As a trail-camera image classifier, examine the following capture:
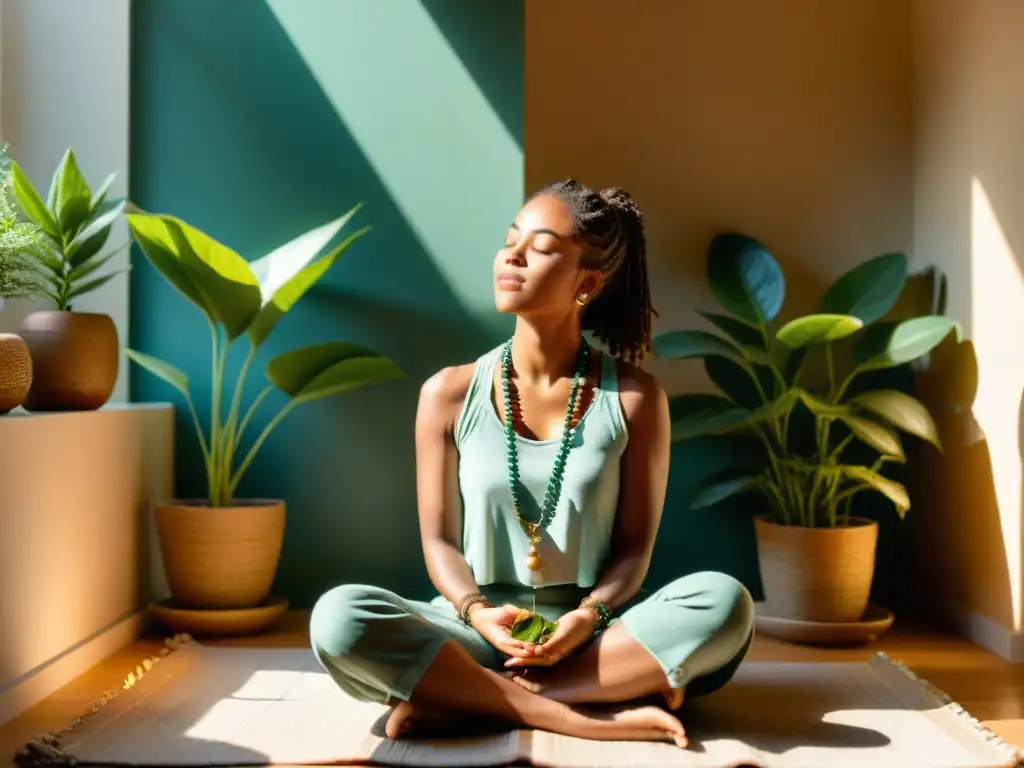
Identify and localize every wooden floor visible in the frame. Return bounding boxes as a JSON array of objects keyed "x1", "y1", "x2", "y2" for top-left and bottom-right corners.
[{"x1": 2, "y1": 611, "x2": 1022, "y2": 767}]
